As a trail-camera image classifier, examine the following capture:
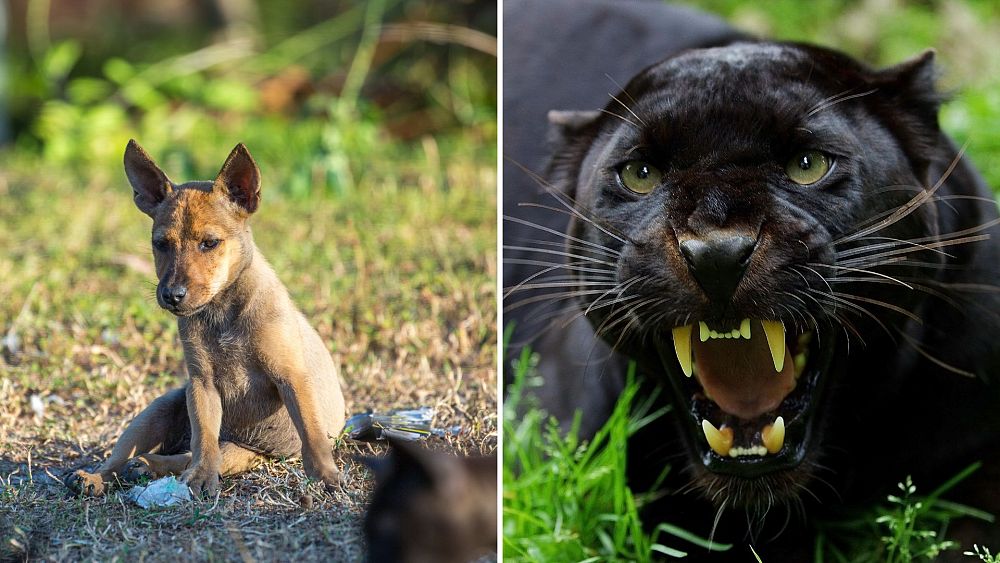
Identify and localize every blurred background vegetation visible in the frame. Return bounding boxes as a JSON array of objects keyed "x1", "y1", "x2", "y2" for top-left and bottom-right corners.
[
  {"x1": 1, "y1": 0, "x2": 496, "y2": 194},
  {"x1": 682, "y1": 0, "x2": 1000, "y2": 191}
]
